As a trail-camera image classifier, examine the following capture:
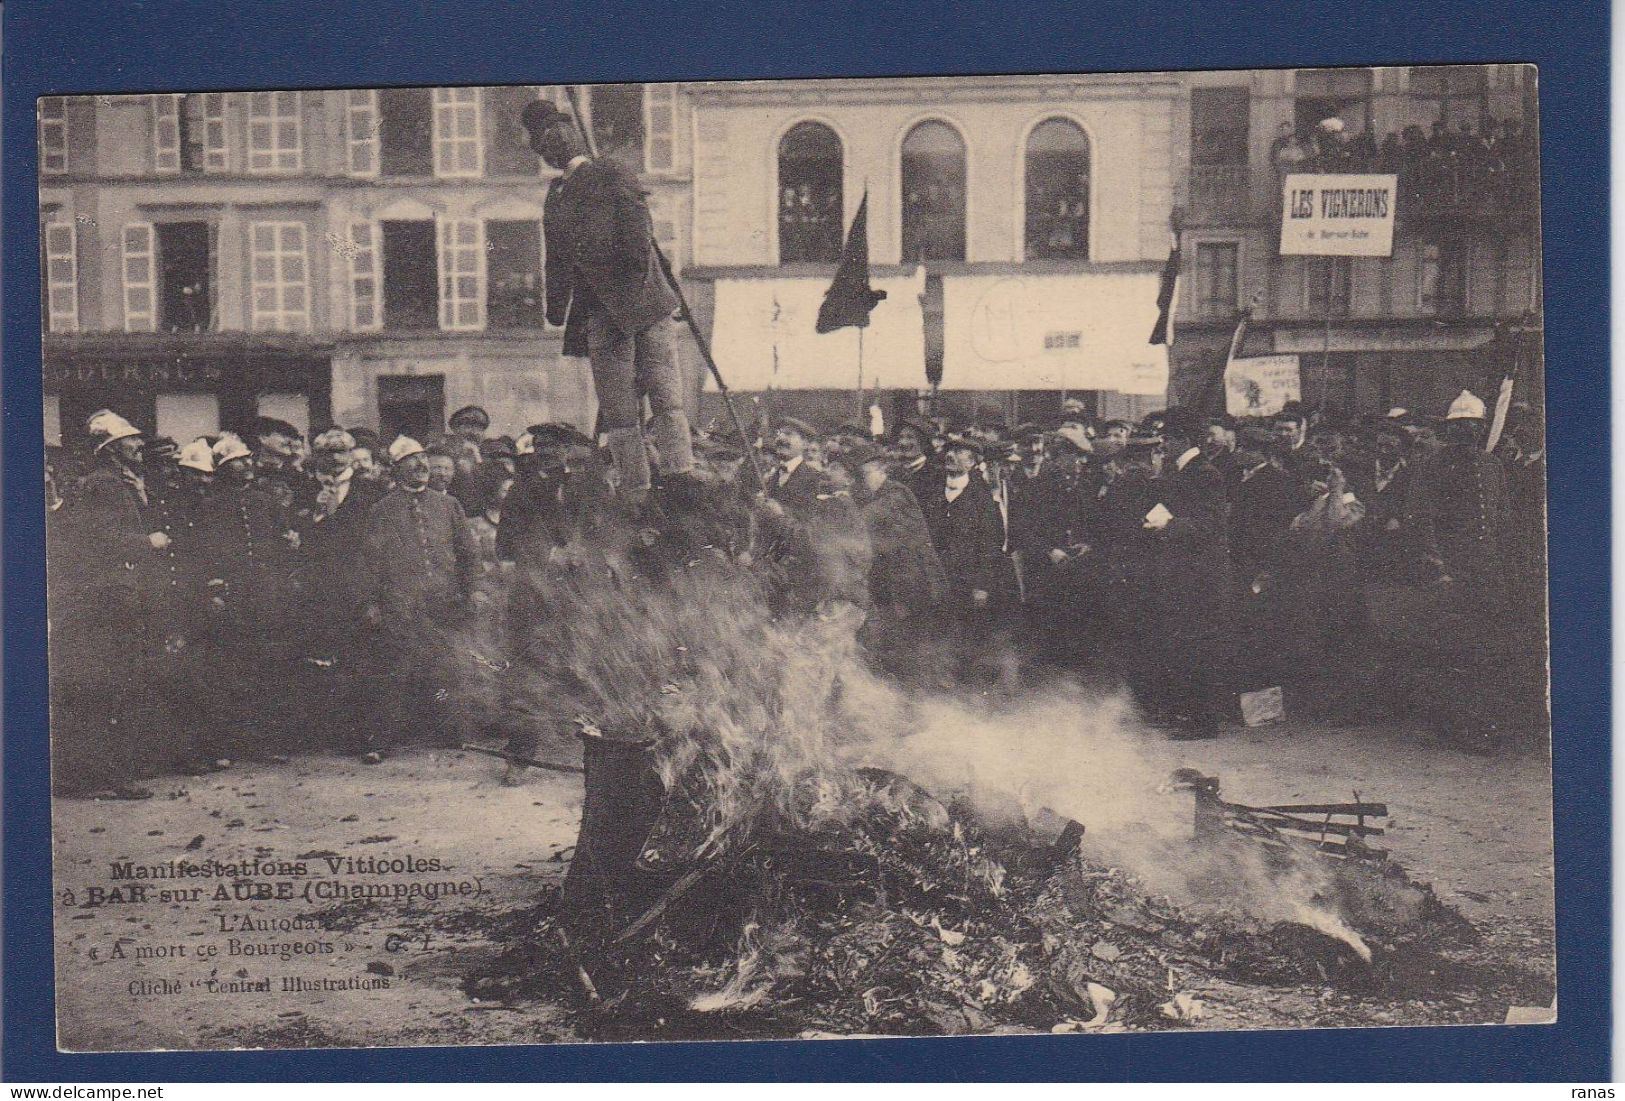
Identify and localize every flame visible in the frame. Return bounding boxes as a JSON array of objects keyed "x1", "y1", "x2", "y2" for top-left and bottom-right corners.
[
  {"x1": 507, "y1": 521, "x2": 1378, "y2": 958},
  {"x1": 1290, "y1": 901, "x2": 1373, "y2": 963}
]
